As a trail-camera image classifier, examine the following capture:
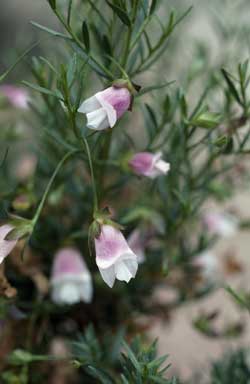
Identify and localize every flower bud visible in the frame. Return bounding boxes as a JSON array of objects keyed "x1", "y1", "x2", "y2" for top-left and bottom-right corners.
[{"x1": 129, "y1": 152, "x2": 170, "y2": 179}]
